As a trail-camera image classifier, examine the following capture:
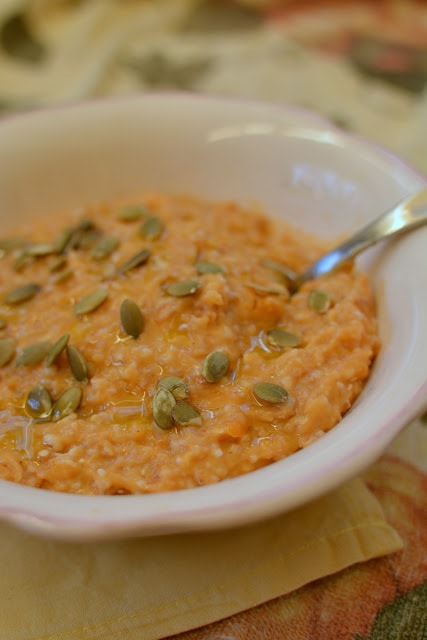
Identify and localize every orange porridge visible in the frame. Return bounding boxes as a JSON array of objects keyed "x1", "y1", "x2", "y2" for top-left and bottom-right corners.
[{"x1": 0, "y1": 194, "x2": 379, "y2": 494}]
